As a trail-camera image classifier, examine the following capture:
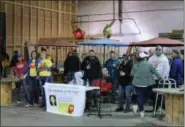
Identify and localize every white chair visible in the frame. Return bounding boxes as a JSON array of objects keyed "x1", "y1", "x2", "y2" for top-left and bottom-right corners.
[{"x1": 153, "y1": 78, "x2": 177, "y2": 116}]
